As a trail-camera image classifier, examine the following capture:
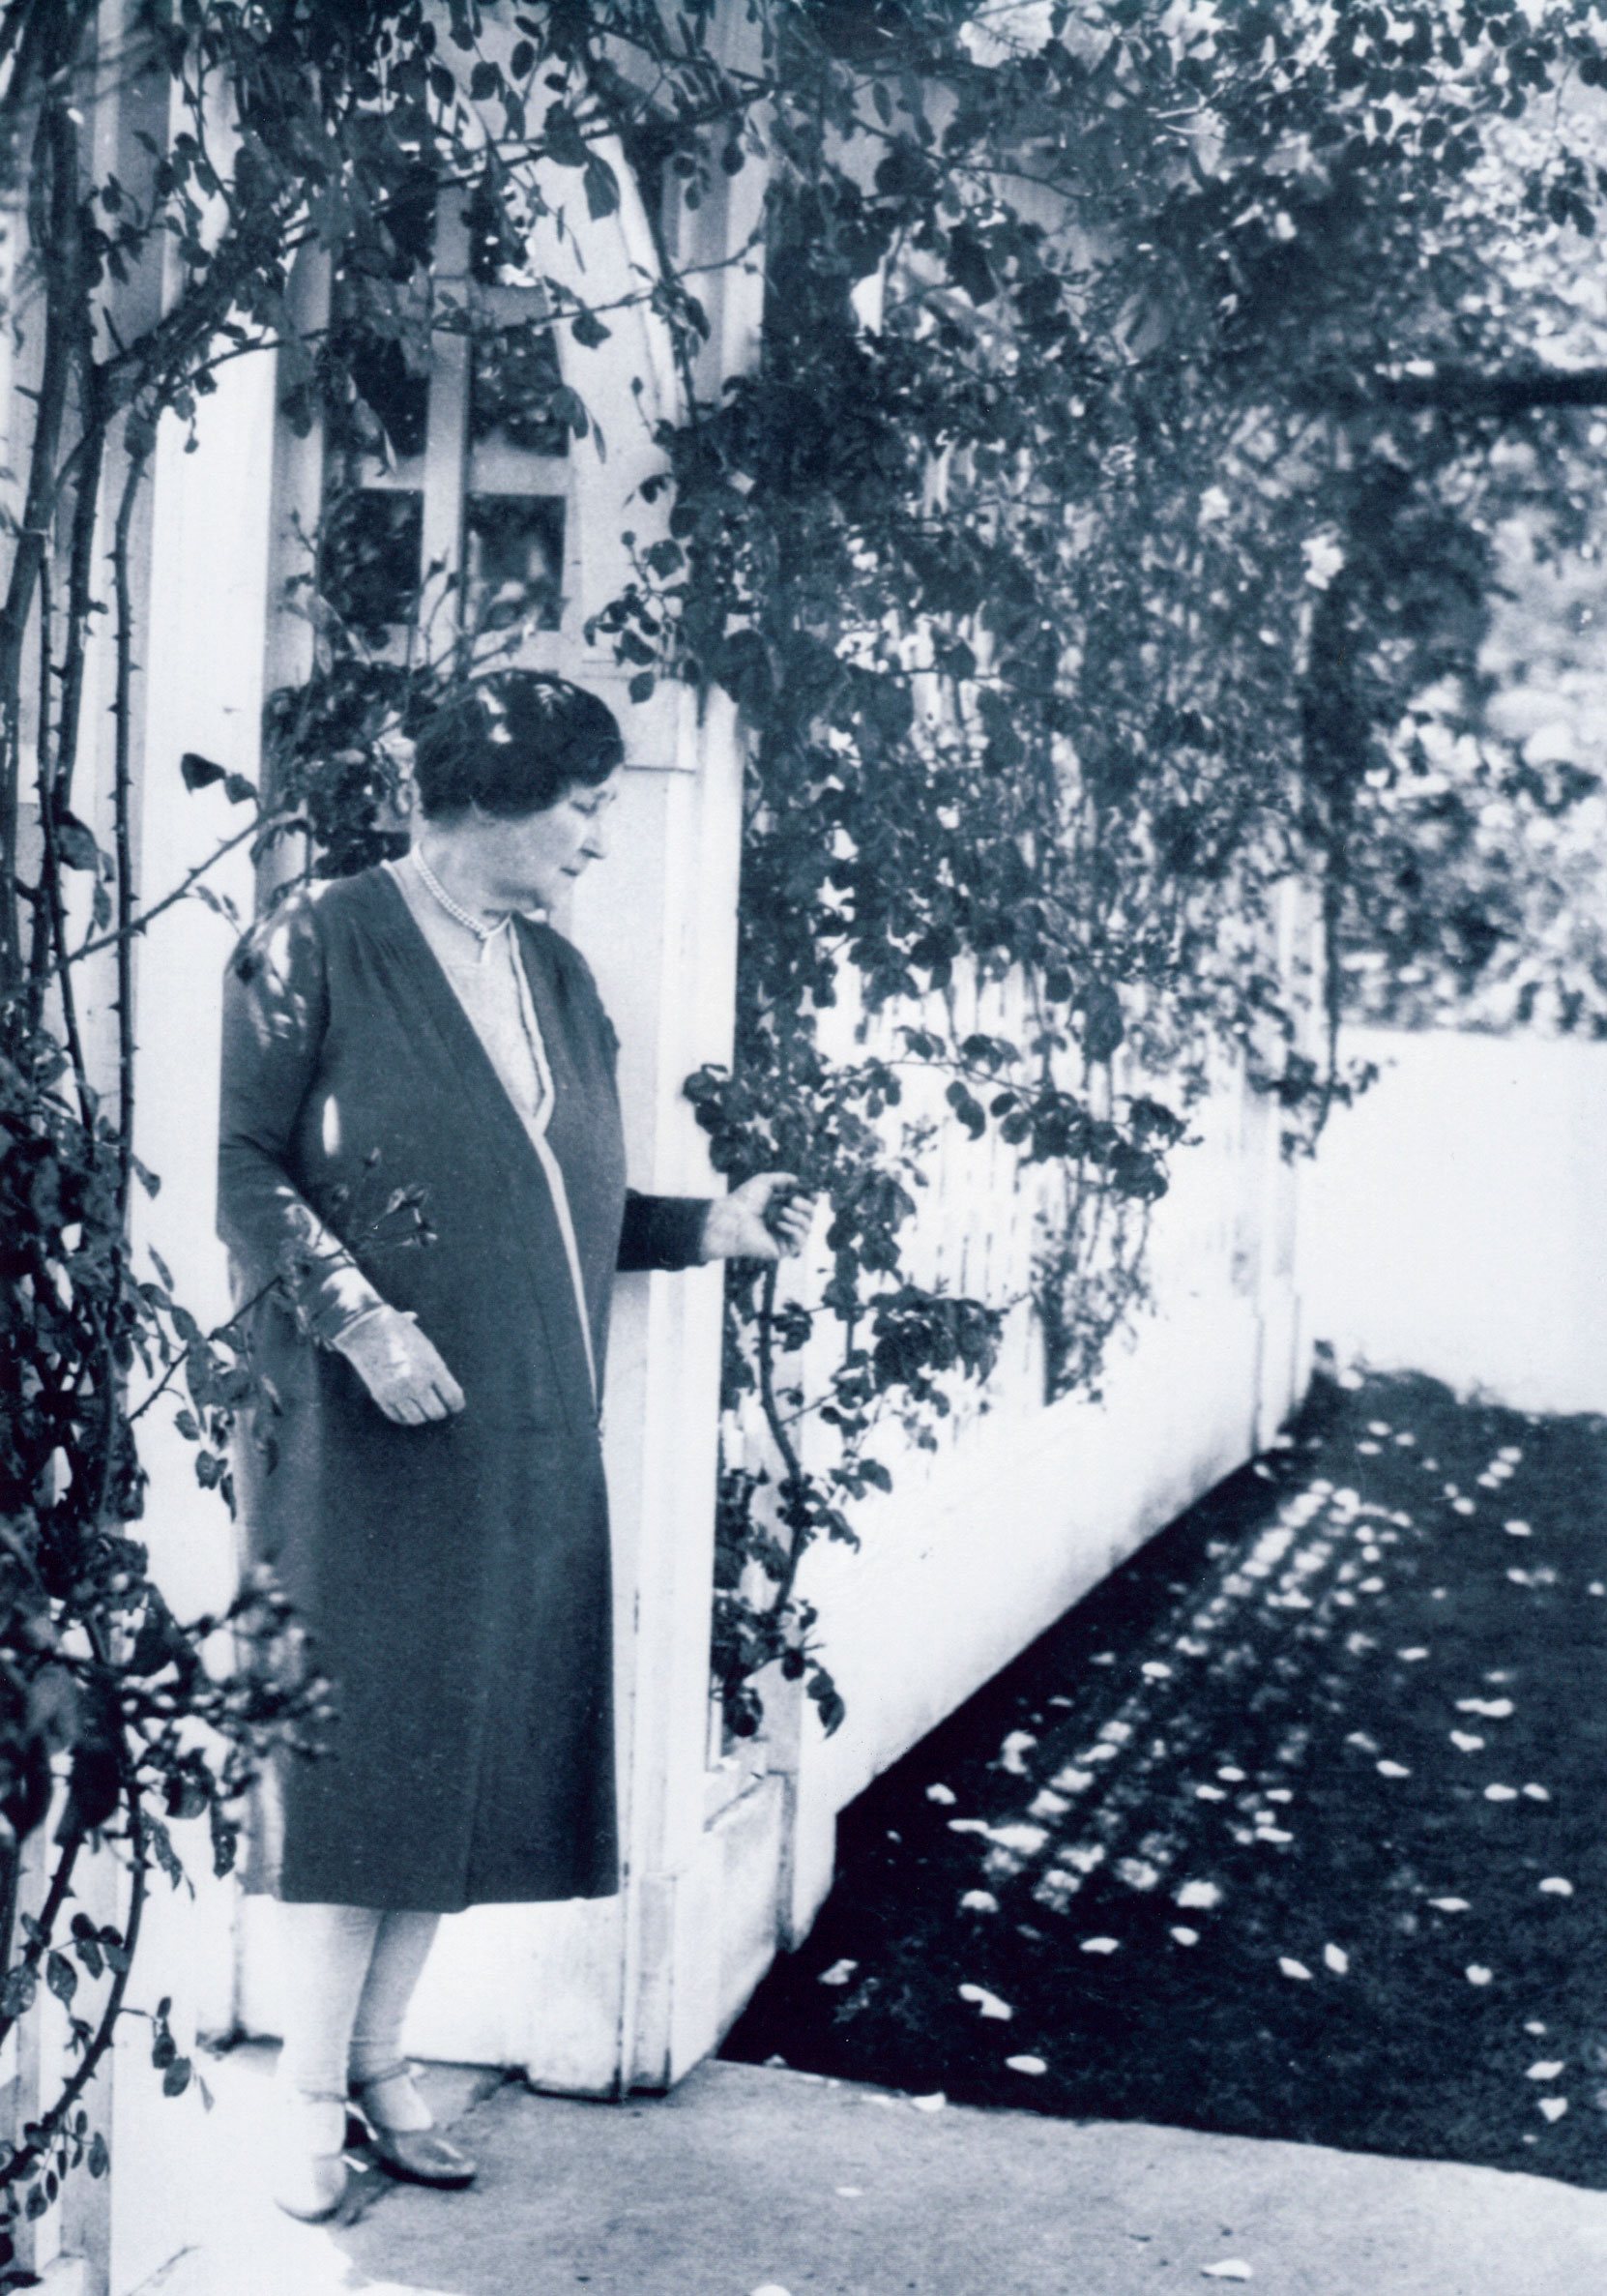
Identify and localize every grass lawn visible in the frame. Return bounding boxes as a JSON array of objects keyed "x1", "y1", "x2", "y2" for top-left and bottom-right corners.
[{"x1": 723, "y1": 1369, "x2": 1607, "y2": 2187}]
